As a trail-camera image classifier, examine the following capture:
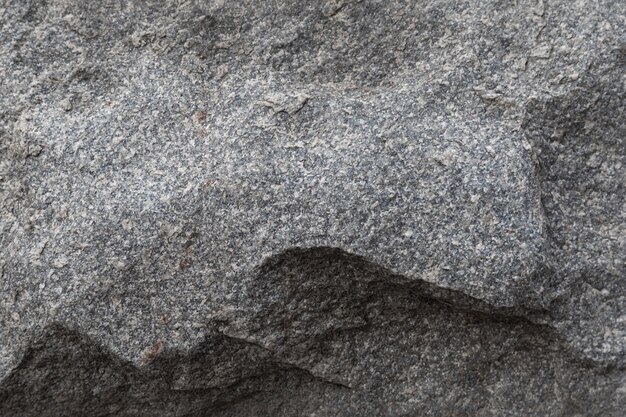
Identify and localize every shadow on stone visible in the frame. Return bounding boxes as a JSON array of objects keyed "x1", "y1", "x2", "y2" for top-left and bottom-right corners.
[{"x1": 0, "y1": 247, "x2": 622, "y2": 416}]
